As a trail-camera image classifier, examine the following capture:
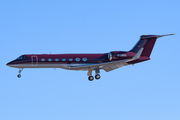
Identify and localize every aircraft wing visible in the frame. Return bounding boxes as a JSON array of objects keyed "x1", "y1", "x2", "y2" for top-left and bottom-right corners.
[
  {"x1": 69, "y1": 59, "x2": 129, "y2": 72},
  {"x1": 69, "y1": 48, "x2": 144, "y2": 72},
  {"x1": 101, "y1": 60, "x2": 128, "y2": 72},
  {"x1": 102, "y1": 48, "x2": 144, "y2": 71}
]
